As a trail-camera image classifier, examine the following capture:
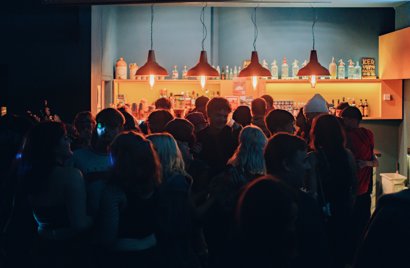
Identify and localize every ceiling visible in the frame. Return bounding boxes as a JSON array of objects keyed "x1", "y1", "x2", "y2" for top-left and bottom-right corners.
[{"x1": 42, "y1": 0, "x2": 408, "y2": 7}]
